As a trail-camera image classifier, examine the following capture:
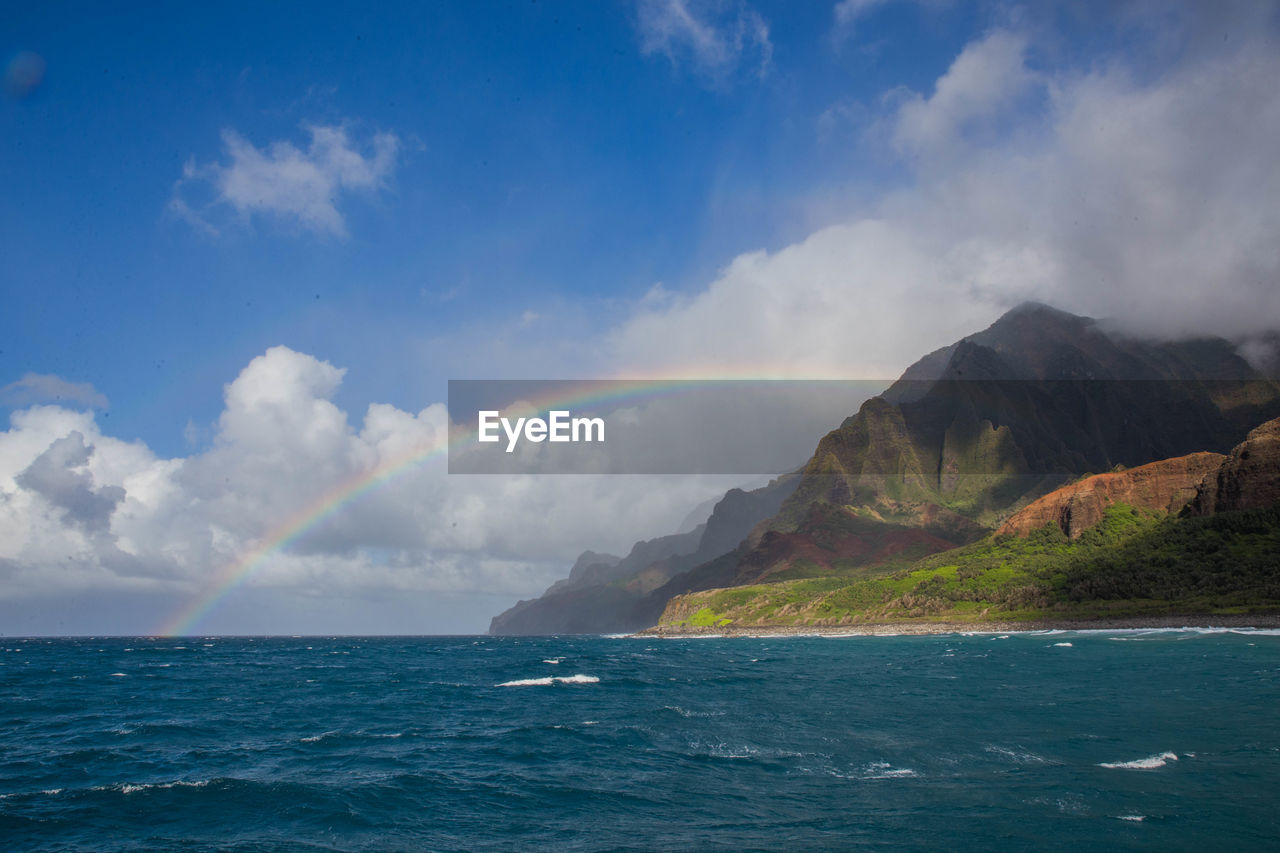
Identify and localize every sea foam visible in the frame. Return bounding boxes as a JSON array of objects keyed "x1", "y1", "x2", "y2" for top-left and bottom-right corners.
[
  {"x1": 498, "y1": 674, "x2": 599, "y2": 687},
  {"x1": 1099, "y1": 751, "x2": 1178, "y2": 770}
]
